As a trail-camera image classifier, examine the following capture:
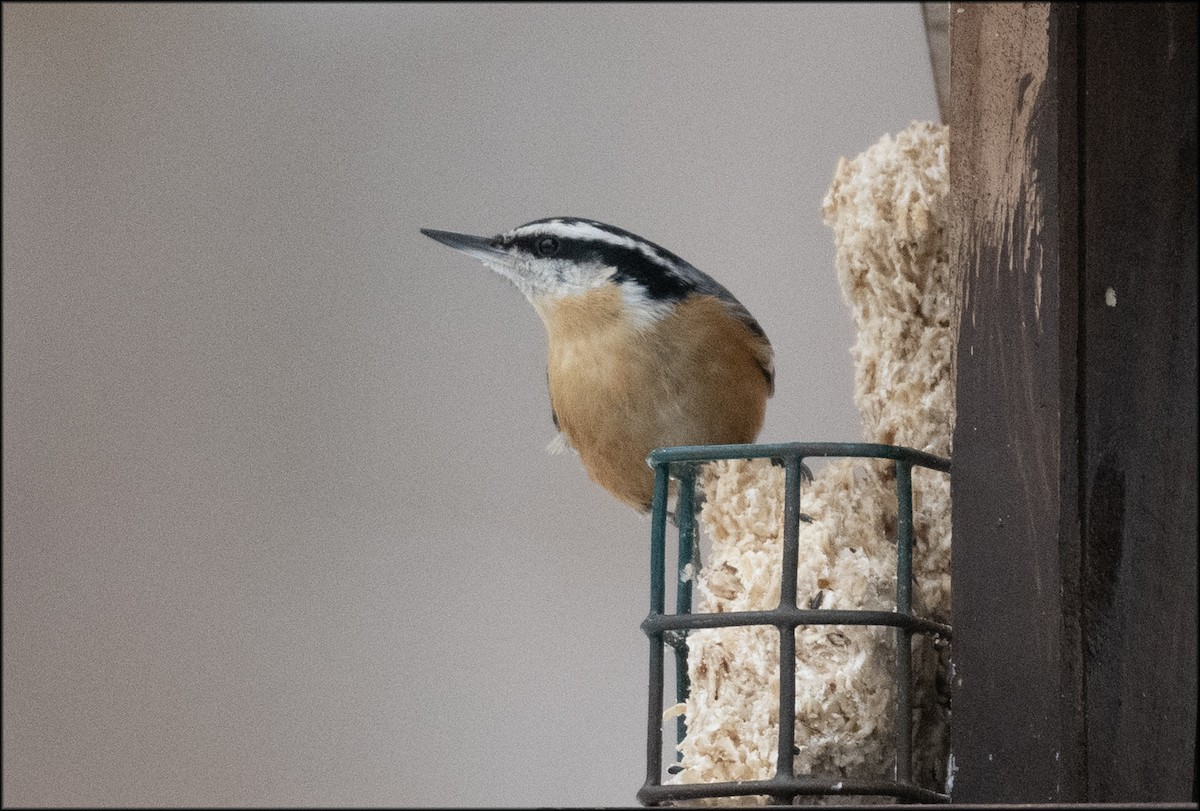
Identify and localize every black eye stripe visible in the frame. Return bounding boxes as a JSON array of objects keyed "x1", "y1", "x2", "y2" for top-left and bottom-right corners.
[{"x1": 511, "y1": 233, "x2": 691, "y2": 300}]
